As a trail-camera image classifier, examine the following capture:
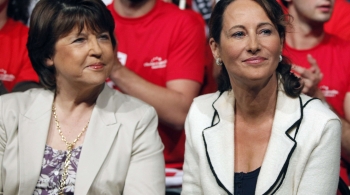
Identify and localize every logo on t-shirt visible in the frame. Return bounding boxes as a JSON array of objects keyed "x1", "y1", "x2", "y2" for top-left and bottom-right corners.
[
  {"x1": 0, "y1": 69, "x2": 15, "y2": 82},
  {"x1": 320, "y1": 85, "x2": 339, "y2": 97},
  {"x1": 144, "y1": 57, "x2": 167, "y2": 69},
  {"x1": 117, "y1": 52, "x2": 127, "y2": 66}
]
